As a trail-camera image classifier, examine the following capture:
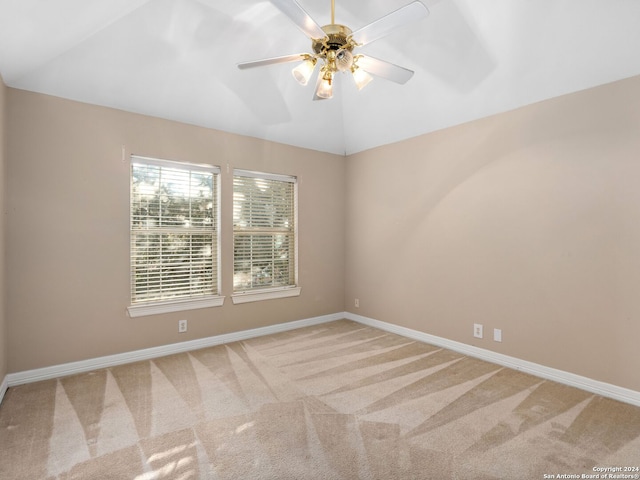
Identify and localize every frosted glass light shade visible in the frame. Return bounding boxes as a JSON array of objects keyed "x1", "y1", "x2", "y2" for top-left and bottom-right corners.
[
  {"x1": 292, "y1": 59, "x2": 316, "y2": 86},
  {"x1": 335, "y1": 49, "x2": 354, "y2": 72},
  {"x1": 352, "y1": 67, "x2": 373, "y2": 90},
  {"x1": 315, "y1": 77, "x2": 333, "y2": 99}
]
